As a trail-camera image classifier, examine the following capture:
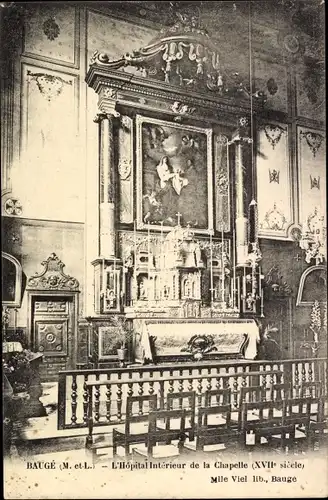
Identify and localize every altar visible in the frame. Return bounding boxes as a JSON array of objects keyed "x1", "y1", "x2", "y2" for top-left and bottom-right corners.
[
  {"x1": 85, "y1": 7, "x2": 266, "y2": 368},
  {"x1": 134, "y1": 318, "x2": 259, "y2": 364}
]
